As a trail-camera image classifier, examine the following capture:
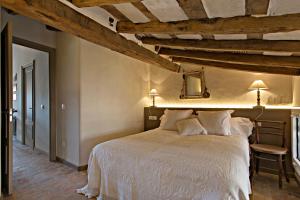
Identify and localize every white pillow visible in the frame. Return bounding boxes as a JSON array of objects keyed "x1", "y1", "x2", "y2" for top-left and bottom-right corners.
[
  {"x1": 159, "y1": 109, "x2": 193, "y2": 131},
  {"x1": 176, "y1": 118, "x2": 207, "y2": 136},
  {"x1": 230, "y1": 117, "x2": 254, "y2": 137},
  {"x1": 196, "y1": 110, "x2": 233, "y2": 135}
]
